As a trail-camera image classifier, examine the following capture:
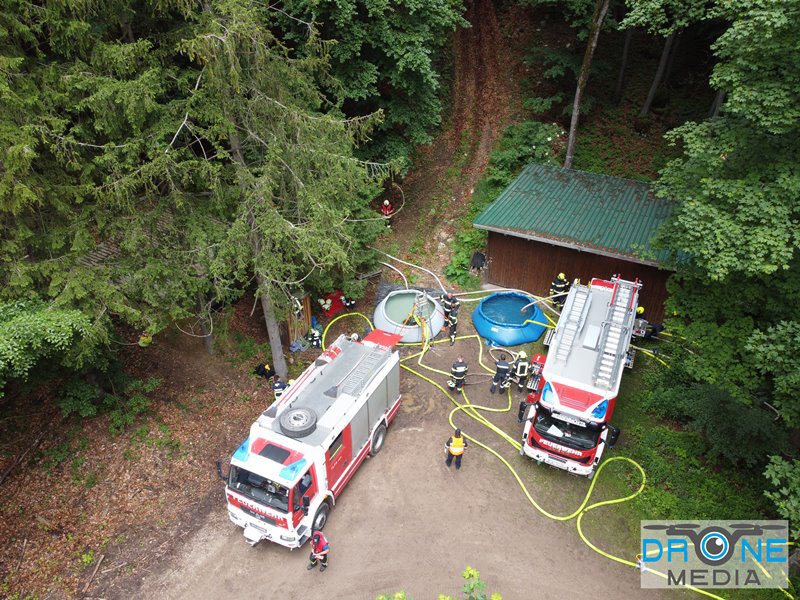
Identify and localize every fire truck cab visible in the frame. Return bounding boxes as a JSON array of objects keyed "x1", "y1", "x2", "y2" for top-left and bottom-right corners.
[
  {"x1": 222, "y1": 330, "x2": 402, "y2": 548},
  {"x1": 521, "y1": 276, "x2": 640, "y2": 478}
]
